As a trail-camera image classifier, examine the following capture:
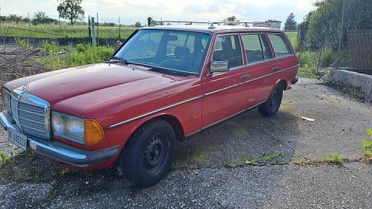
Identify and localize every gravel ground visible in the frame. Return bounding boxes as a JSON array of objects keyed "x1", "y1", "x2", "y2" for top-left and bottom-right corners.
[{"x1": 0, "y1": 78, "x2": 371, "y2": 209}]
